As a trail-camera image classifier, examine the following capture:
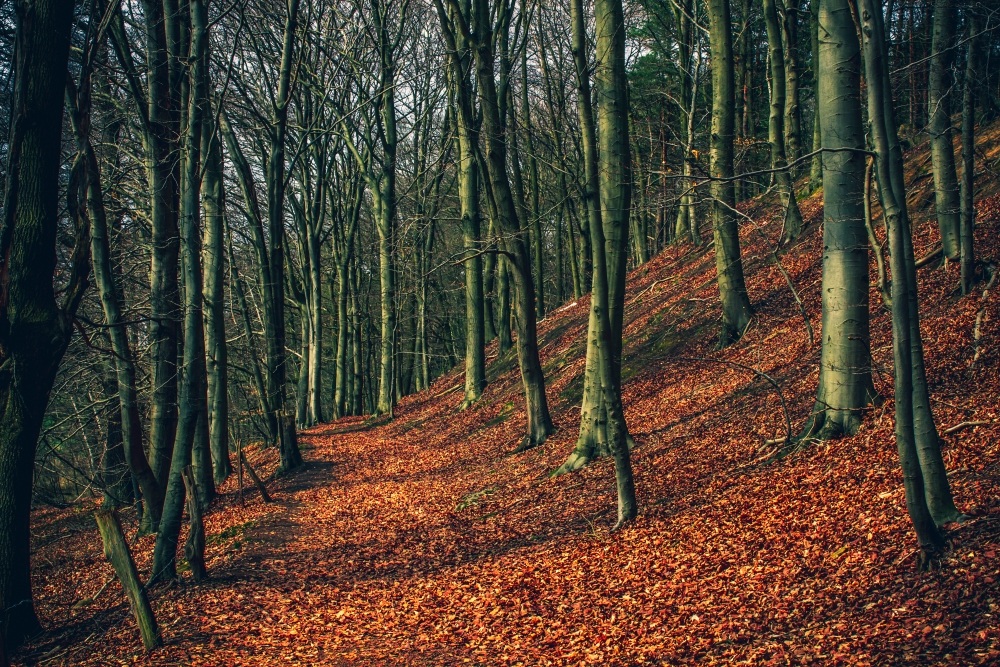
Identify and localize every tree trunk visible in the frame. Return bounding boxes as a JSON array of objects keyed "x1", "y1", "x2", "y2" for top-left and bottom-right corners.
[
  {"x1": 806, "y1": 0, "x2": 874, "y2": 439},
  {"x1": 268, "y1": 0, "x2": 303, "y2": 472},
  {"x1": 441, "y1": 0, "x2": 554, "y2": 448},
  {"x1": 449, "y1": 24, "x2": 487, "y2": 408},
  {"x1": 0, "y1": 0, "x2": 80, "y2": 646},
  {"x1": 763, "y1": 0, "x2": 805, "y2": 242},
  {"x1": 95, "y1": 510, "x2": 162, "y2": 650},
  {"x1": 959, "y1": 9, "x2": 979, "y2": 295},
  {"x1": 809, "y1": 0, "x2": 823, "y2": 191},
  {"x1": 708, "y1": 0, "x2": 754, "y2": 346},
  {"x1": 928, "y1": 0, "x2": 961, "y2": 260},
  {"x1": 859, "y1": 0, "x2": 947, "y2": 559},
  {"x1": 780, "y1": 0, "x2": 803, "y2": 165},
  {"x1": 202, "y1": 110, "x2": 231, "y2": 485},
  {"x1": 140, "y1": 0, "x2": 182, "y2": 515},
  {"x1": 594, "y1": 0, "x2": 638, "y2": 526},
  {"x1": 151, "y1": 0, "x2": 213, "y2": 580},
  {"x1": 182, "y1": 467, "x2": 206, "y2": 582}
]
